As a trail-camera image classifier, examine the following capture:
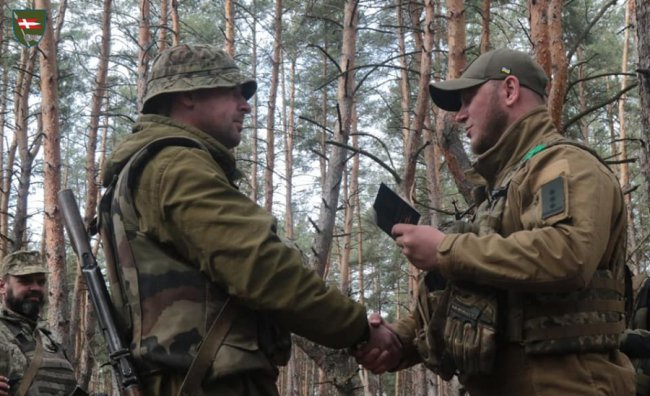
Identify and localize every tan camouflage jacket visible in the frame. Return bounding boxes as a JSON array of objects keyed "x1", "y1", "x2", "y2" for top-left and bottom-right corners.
[
  {"x1": 102, "y1": 115, "x2": 368, "y2": 379},
  {"x1": 394, "y1": 106, "x2": 634, "y2": 395}
]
